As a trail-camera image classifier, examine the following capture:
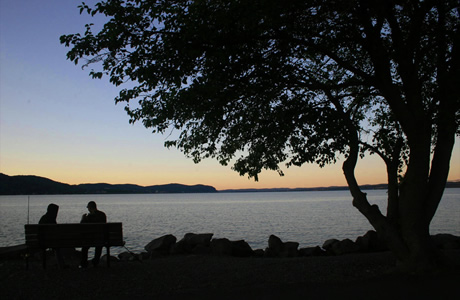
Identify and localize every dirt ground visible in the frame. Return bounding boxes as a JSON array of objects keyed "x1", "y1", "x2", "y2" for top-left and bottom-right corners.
[{"x1": 1, "y1": 250, "x2": 460, "y2": 300}]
